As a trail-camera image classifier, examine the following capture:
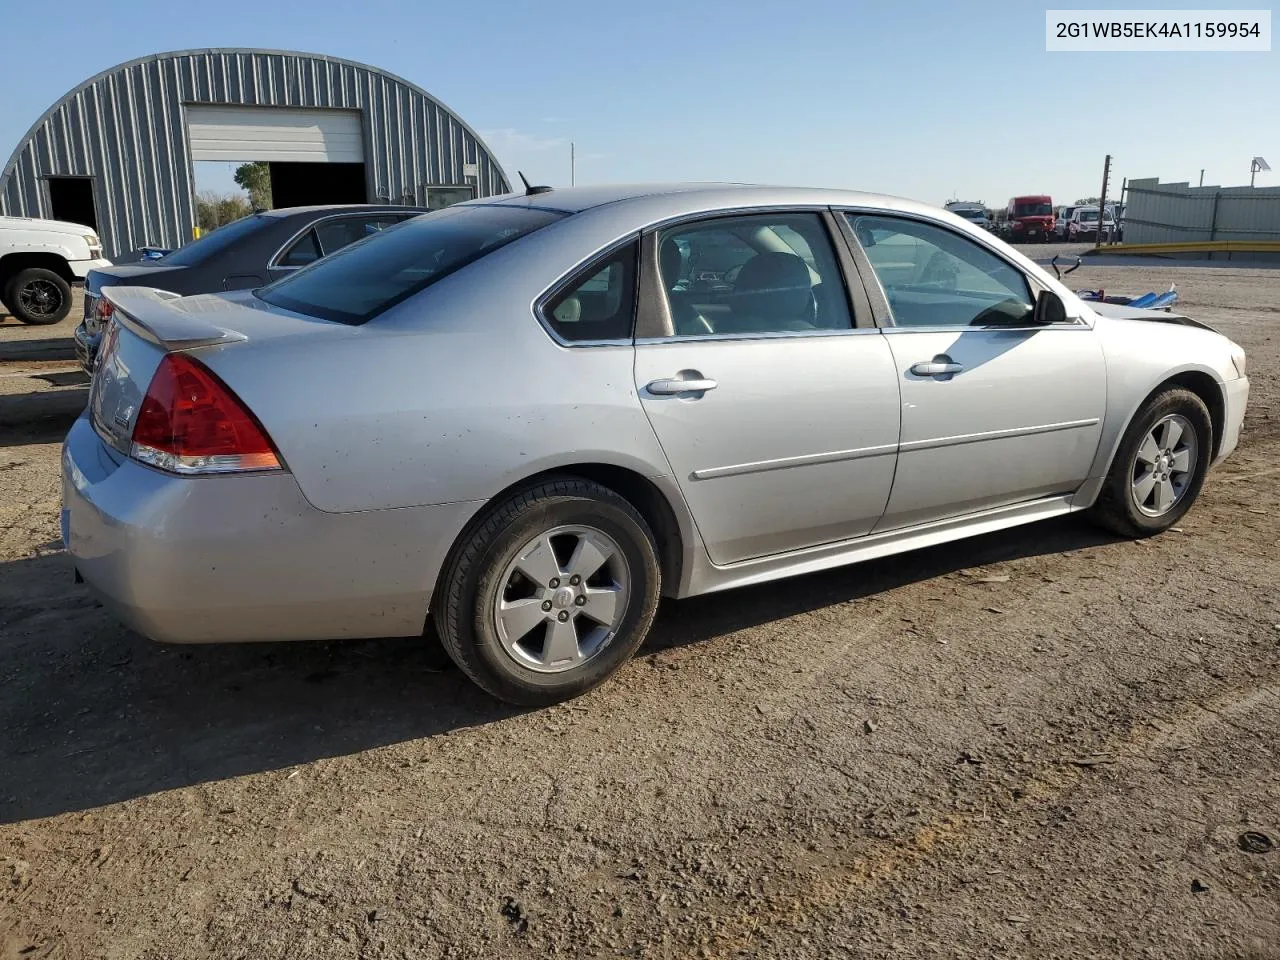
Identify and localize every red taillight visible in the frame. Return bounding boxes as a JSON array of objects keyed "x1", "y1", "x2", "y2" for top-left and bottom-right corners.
[
  {"x1": 95, "y1": 297, "x2": 114, "y2": 322},
  {"x1": 130, "y1": 353, "x2": 282, "y2": 474}
]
